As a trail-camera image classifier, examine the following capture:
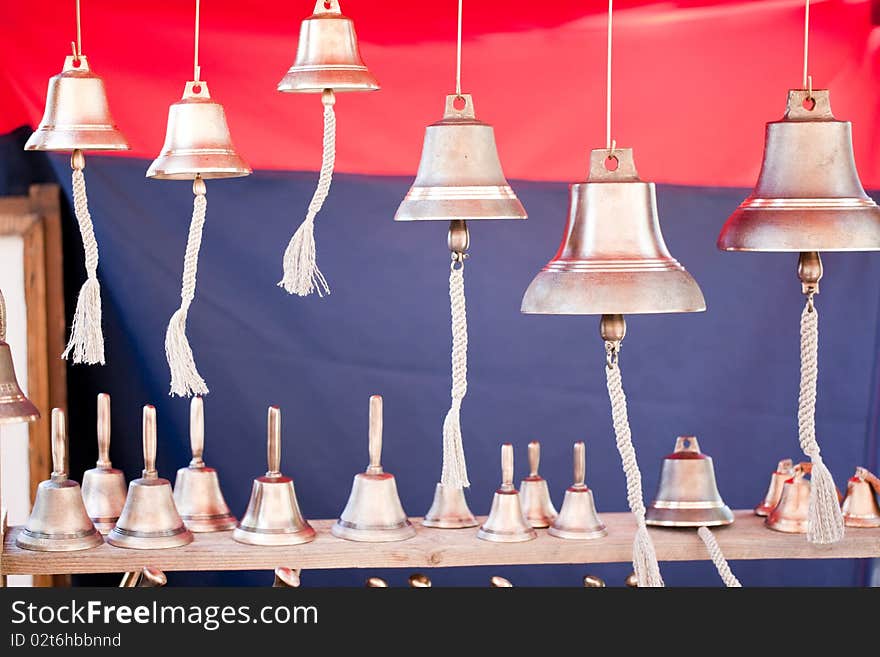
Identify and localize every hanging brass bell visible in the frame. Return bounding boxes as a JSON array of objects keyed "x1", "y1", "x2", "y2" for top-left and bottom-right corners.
[
  {"x1": 107, "y1": 405, "x2": 193, "y2": 549},
  {"x1": 119, "y1": 567, "x2": 167, "y2": 588},
  {"x1": 272, "y1": 568, "x2": 301, "y2": 588},
  {"x1": 582, "y1": 575, "x2": 606, "y2": 588},
  {"x1": 841, "y1": 467, "x2": 880, "y2": 528},
  {"x1": 408, "y1": 573, "x2": 432, "y2": 588},
  {"x1": 81, "y1": 393, "x2": 127, "y2": 533},
  {"x1": 645, "y1": 436, "x2": 734, "y2": 527},
  {"x1": 394, "y1": 94, "x2": 527, "y2": 223},
  {"x1": 549, "y1": 441, "x2": 606, "y2": 540},
  {"x1": 17, "y1": 408, "x2": 103, "y2": 551},
  {"x1": 490, "y1": 576, "x2": 513, "y2": 587},
  {"x1": 0, "y1": 301, "x2": 40, "y2": 424},
  {"x1": 366, "y1": 577, "x2": 388, "y2": 587},
  {"x1": 25, "y1": 55, "x2": 128, "y2": 152},
  {"x1": 233, "y1": 406, "x2": 316, "y2": 546},
  {"x1": 146, "y1": 81, "x2": 251, "y2": 180},
  {"x1": 754, "y1": 458, "x2": 794, "y2": 517},
  {"x1": 719, "y1": 90, "x2": 880, "y2": 252},
  {"x1": 522, "y1": 149, "x2": 705, "y2": 315},
  {"x1": 332, "y1": 395, "x2": 415, "y2": 542},
  {"x1": 766, "y1": 462, "x2": 812, "y2": 534},
  {"x1": 277, "y1": 0, "x2": 379, "y2": 93},
  {"x1": 477, "y1": 443, "x2": 537, "y2": 543},
  {"x1": 519, "y1": 441, "x2": 557, "y2": 528}
]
